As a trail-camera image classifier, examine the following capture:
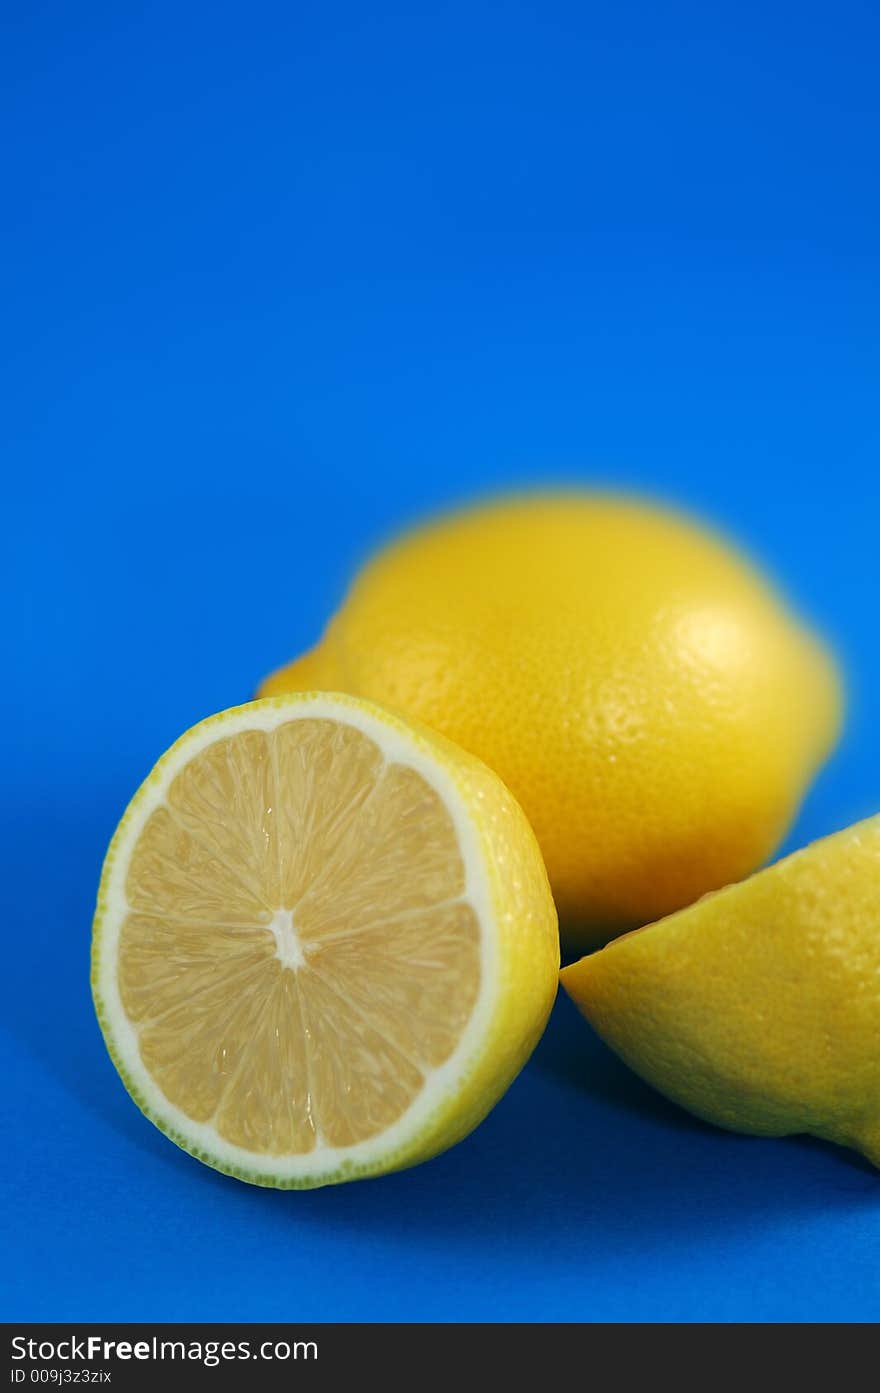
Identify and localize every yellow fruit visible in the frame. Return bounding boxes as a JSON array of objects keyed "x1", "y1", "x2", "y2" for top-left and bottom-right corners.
[
  {"x1": 259, "y1": 493, "x2": 842, "y2": 945},
  {"x1": 92, "y1": 693, "x2": 558, "y2": 1188},
  {"x1": 561, "y1": 814, "x2": 880, "y2": 1169}
]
